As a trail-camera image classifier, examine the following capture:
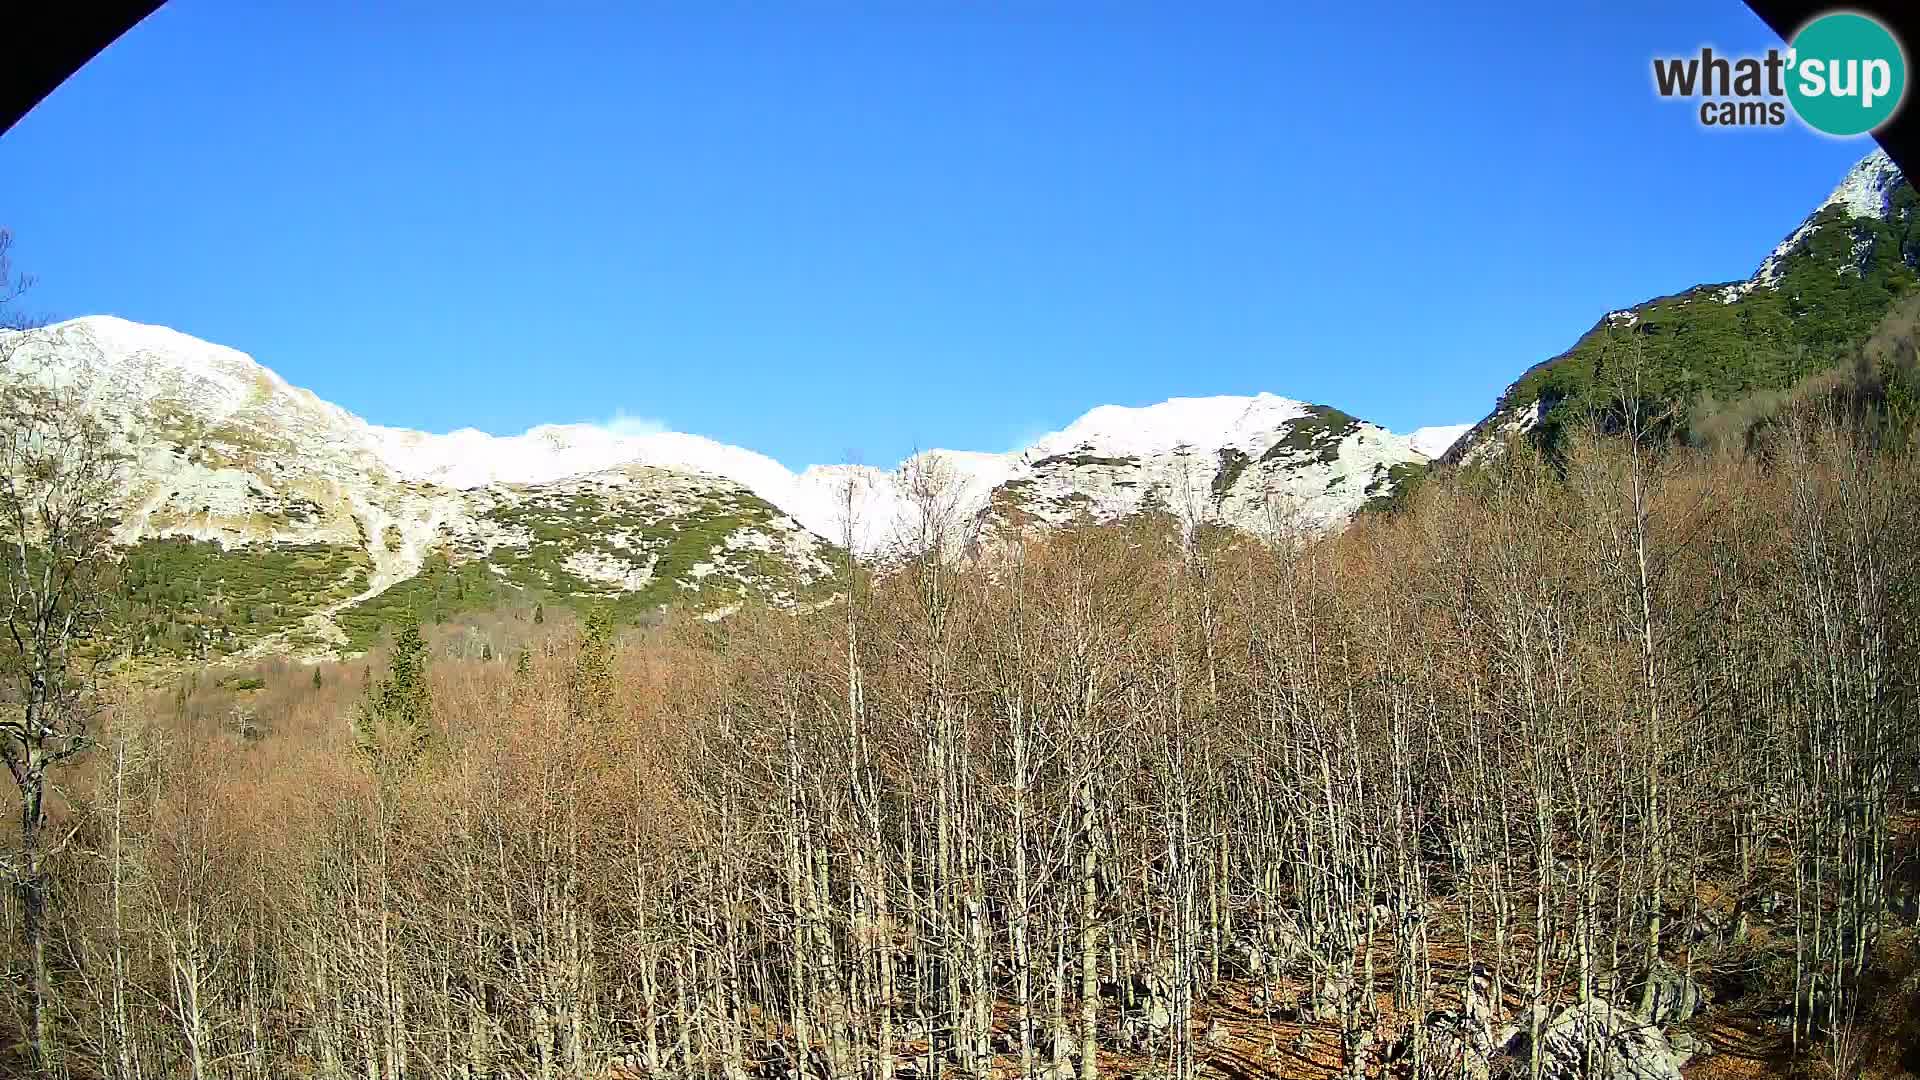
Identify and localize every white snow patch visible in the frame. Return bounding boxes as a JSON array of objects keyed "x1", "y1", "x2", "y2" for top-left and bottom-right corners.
[
  {"x1": 1026, "y1": 394, "x2": 1313, "y2": 460},
  {"x1": 1407, "y1": 424, "x2": 1472, "y2": 459},
  {"x1": 5, "y1": 317, "x2": 1440, "y2": 555}
]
